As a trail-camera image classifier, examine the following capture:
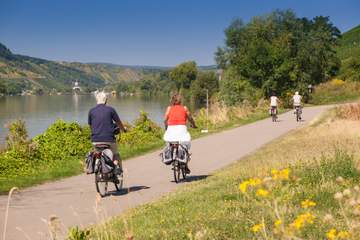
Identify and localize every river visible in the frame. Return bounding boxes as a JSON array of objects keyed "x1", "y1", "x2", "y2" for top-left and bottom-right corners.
[{"x1": 0, "y1": 94, "x2": 169, "y2": 143}]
